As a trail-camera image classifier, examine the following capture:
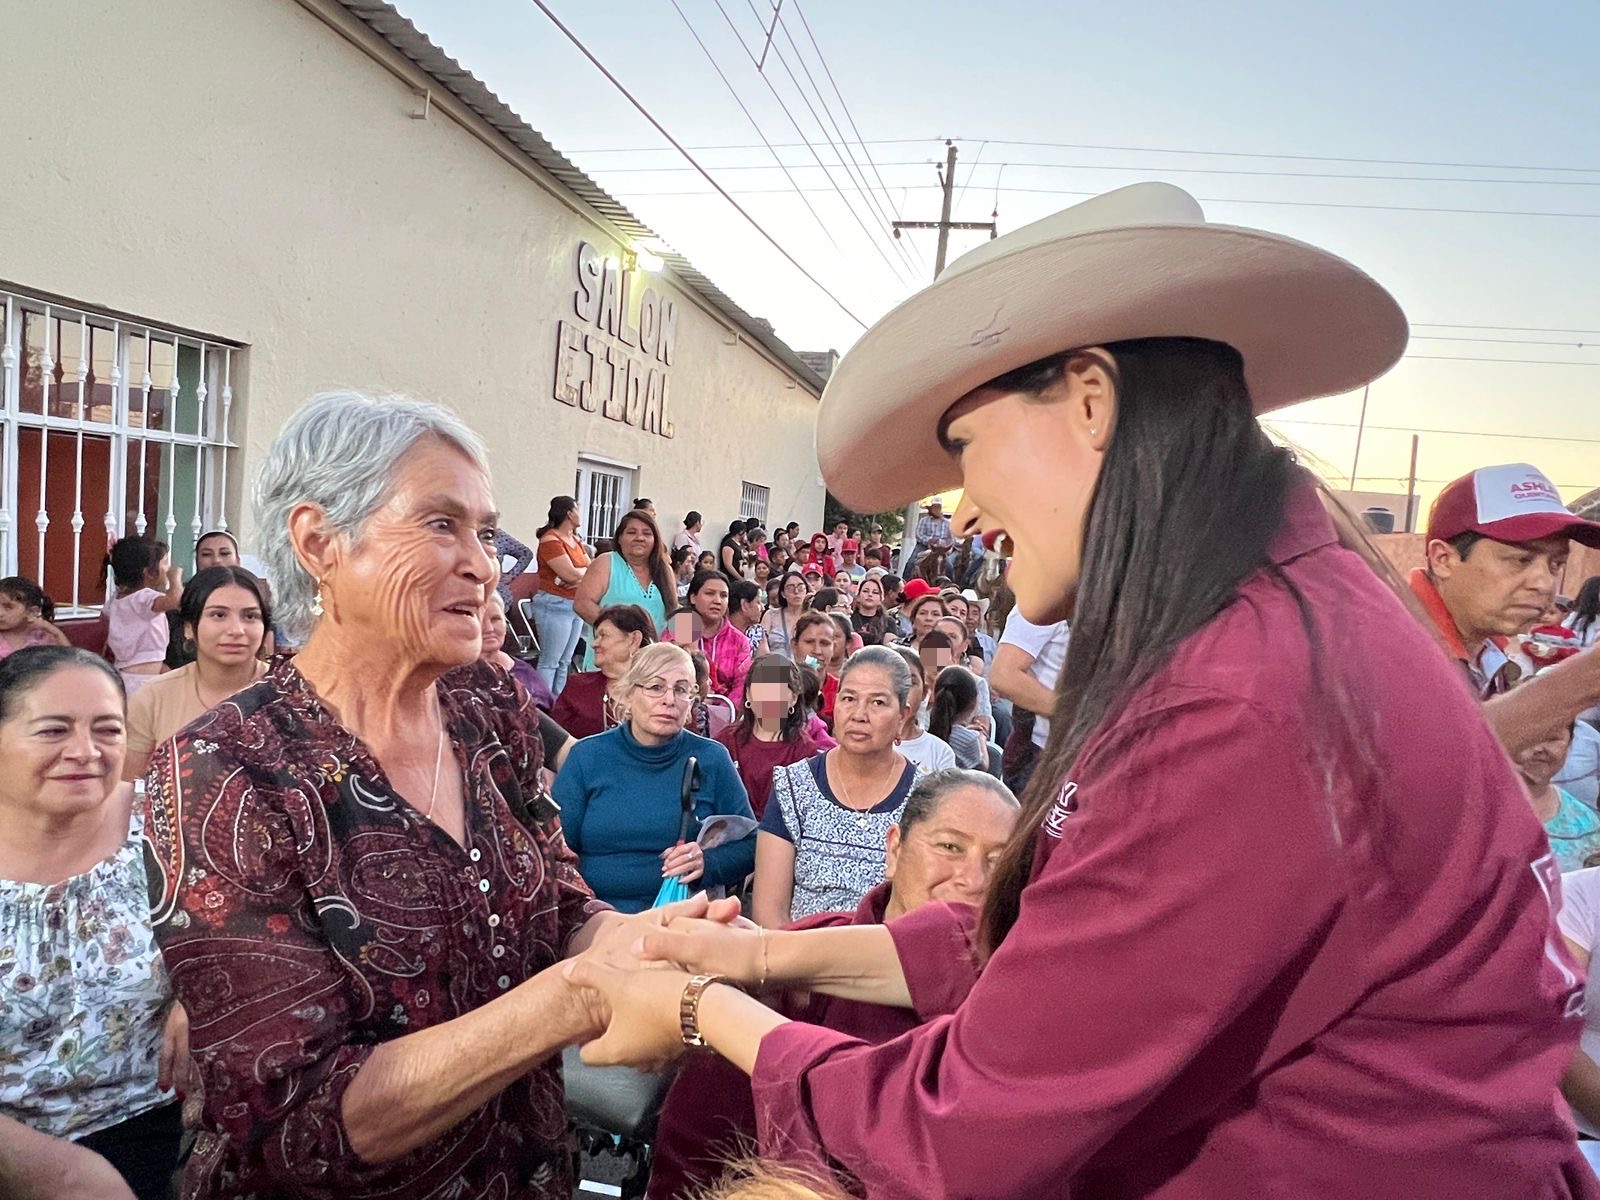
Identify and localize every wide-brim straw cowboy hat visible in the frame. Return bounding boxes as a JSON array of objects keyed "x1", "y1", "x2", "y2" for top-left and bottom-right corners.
[{"x1": 816, "y1": 182, "x2": 1409, "y2": 511}]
